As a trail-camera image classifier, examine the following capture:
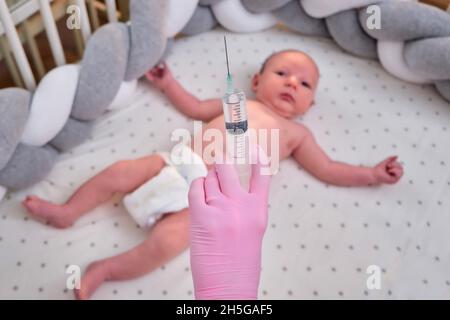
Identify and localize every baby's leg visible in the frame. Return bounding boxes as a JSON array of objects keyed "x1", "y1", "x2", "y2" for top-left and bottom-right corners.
[
  {"x1": 75, "y1": 208, "x2": 189, "y2": 300},
  {"x1": 23, "y1": 155, "x2": 165, "y2": 228}
]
